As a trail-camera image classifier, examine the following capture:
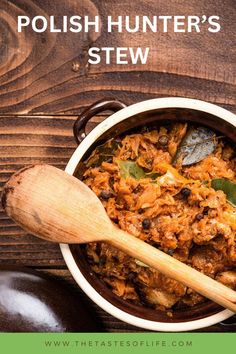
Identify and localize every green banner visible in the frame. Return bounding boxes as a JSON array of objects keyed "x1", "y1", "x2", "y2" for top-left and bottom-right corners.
[{"x1": 0, "y1": 333, "x2": 234, "y2": 354}]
